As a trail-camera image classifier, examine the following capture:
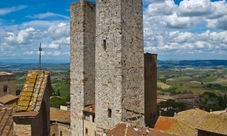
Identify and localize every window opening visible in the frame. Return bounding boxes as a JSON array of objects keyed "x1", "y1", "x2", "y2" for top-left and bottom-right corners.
[
  {"x1": 3, "y1": 86, "x2": 7, "y2": 93},
  {"x1": 103, "y1": 40, "x2": 107, "y2": 51},
  {"x1": 108, "y1": 108, "x2": 112, "y2": 118}
]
